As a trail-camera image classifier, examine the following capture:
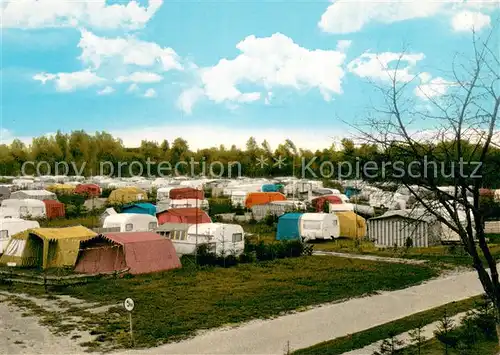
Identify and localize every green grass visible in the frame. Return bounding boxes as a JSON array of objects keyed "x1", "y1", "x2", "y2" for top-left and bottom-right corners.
[
  {"x1": 1, "y1": 256, "x2": 438, "y2": 349},
  {"x1": 294, "y1": 296, "x2": 484, "y2": 355},
  {"x1": 400, "y1": 337, "x2": 498, "y2": 355}
]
